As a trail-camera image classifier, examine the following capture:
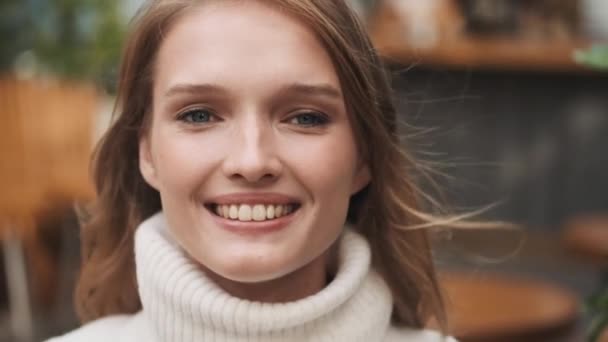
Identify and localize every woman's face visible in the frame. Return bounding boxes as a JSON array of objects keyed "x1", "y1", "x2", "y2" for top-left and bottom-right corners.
[{"x1": 140, "y1": 1, "x2": 369, "y2": 284}]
